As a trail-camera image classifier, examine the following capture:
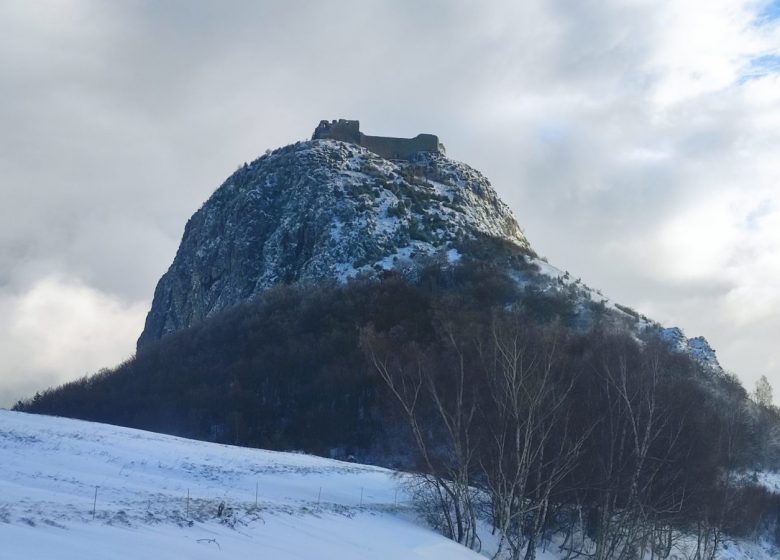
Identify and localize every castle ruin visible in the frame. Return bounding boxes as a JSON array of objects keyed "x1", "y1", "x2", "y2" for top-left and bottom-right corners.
[{"x1": 312, "y1": 119, "x2": 445, "y2": 160}]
